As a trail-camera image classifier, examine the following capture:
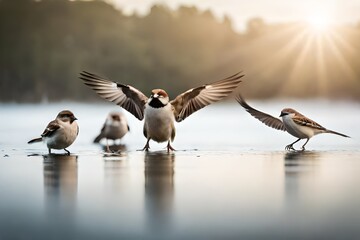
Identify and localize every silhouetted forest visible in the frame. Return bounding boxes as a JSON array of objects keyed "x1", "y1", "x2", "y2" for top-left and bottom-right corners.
[{"x1": 1, "y1": 0, "x2": 360, "y2": 102}]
